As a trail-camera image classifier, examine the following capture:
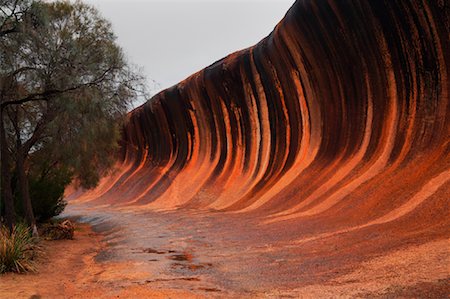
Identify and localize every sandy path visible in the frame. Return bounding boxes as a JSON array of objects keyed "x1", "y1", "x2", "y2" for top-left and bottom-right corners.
[
  {"x1": 0, "y1": 223, "x2": 203, "y2": 299},
  {"x1": 1, "y1": 202, "x2": 449, "y2": 298}
]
